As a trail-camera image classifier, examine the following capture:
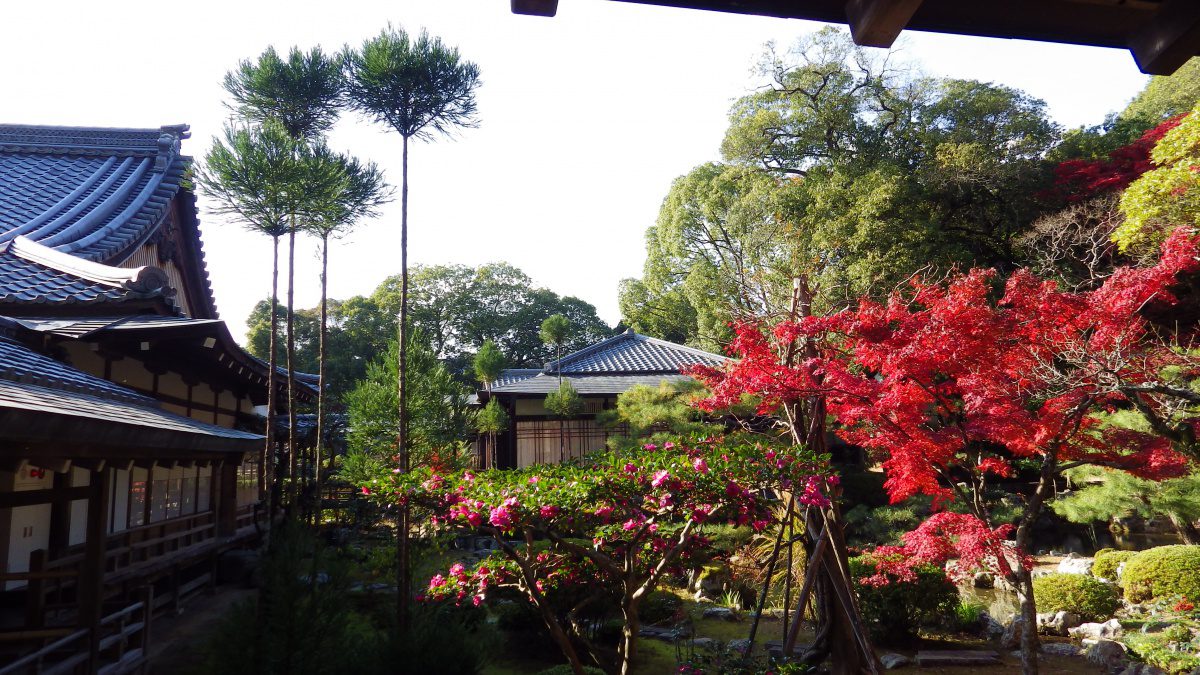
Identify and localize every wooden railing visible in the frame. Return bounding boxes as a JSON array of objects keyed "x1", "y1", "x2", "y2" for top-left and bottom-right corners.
[{"x1": 0, "y1": 591, "x2": 152, "y2": 675}]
